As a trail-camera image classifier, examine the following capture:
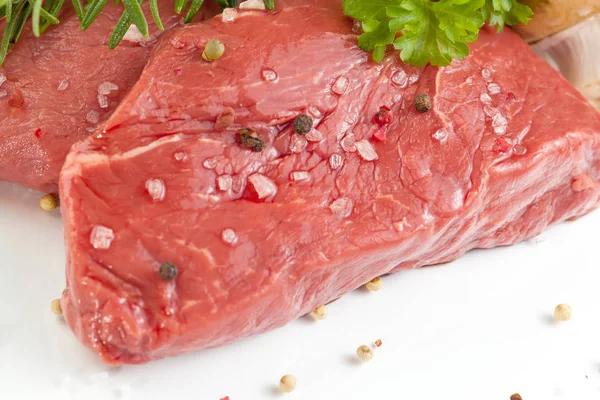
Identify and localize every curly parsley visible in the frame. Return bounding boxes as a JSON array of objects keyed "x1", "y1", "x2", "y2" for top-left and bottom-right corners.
[{"x1": 343, "y1": 0, "x2": 533, "y2": 66}]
